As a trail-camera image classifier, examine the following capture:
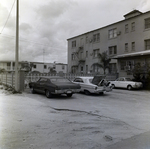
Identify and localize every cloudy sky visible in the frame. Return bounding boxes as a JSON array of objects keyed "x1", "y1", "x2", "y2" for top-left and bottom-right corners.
[{"x1": 0, "y1": 0, "x2": 150, "y2": 64}]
